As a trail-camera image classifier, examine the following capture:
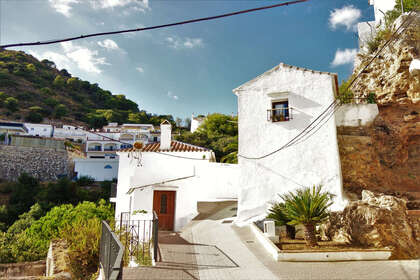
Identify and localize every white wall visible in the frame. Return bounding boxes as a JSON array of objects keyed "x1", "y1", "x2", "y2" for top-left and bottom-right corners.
[
  {"x1": 24, "y1": 123, "x2": 53, "y2": 137},
  {"x1": 115, "y1": 151, "x2": 239, "y2": 232},
  {"x1": 233, "y1": 63, "x2": 346, "y2": 225},
  {"x1": 335, "y1": 104, "x2": 379, "y2": 127},
  {"x1": 74, "y1": 159, "x2": 119, "y2": 181},
  {"x1": 190, "y1": 117, "x2": 205, "y2": 133}
]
